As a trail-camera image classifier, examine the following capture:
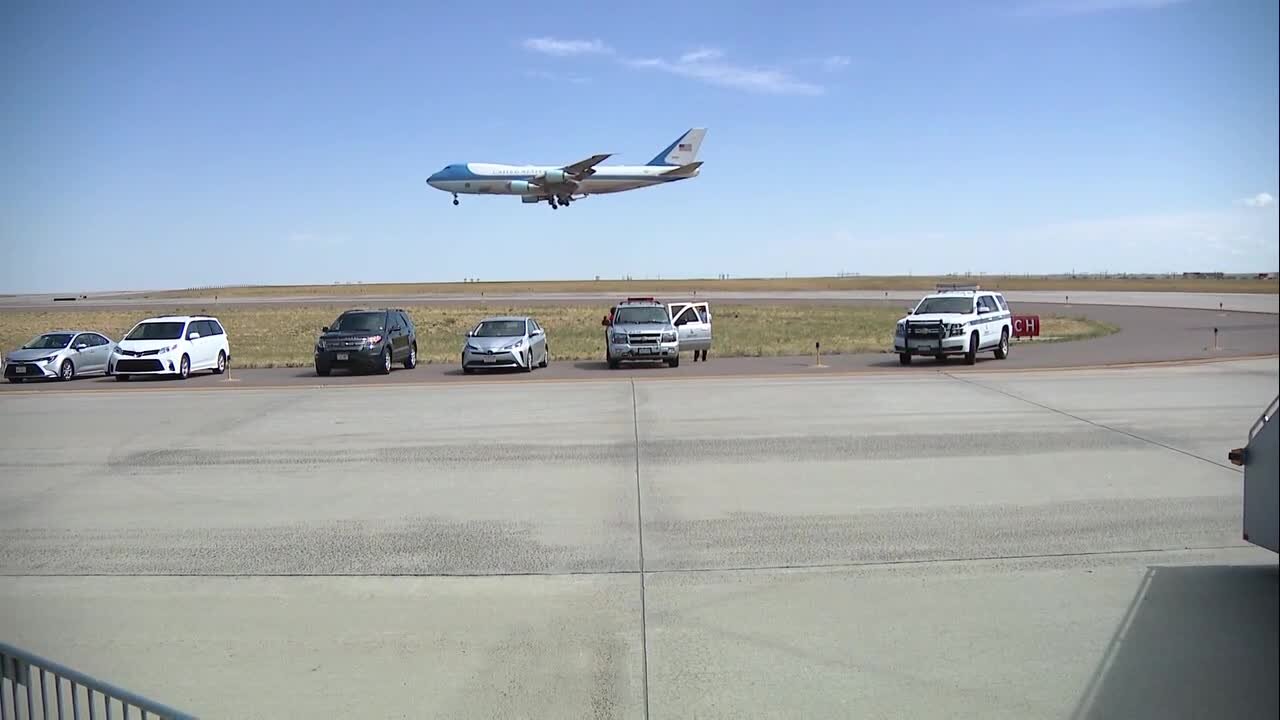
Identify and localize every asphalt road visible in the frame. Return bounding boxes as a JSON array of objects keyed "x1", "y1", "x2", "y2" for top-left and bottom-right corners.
[
  {"x1": 2, "y1": 303, "x2": 1276, "y2": 394},
  {"x1": 2, "y1": 289, "x2": 1277, "y2": 313},
  {"x1": 1, "y1": 359, "x2": 1277, "y2": 718}
]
